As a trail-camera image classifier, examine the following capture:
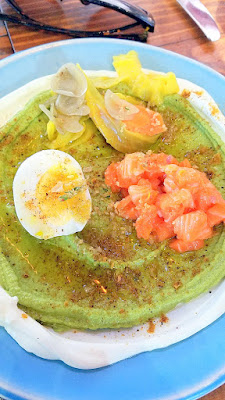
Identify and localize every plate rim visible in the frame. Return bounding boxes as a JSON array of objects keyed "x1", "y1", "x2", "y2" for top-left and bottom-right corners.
[{"x1": 1, "y1": 37, "x2": 225, "y2": 84}]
